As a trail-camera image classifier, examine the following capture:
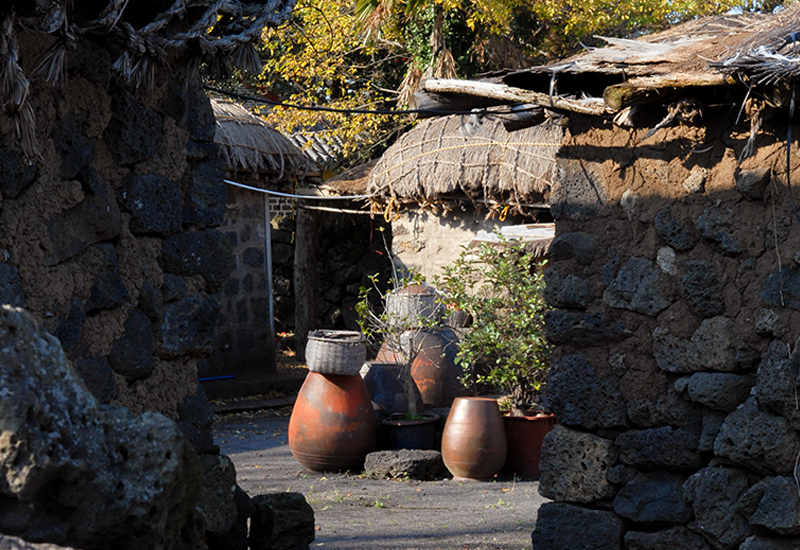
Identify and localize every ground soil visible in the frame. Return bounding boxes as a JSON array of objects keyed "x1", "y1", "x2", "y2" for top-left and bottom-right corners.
[{"x1": 214, "y1": 404, "x2": 548, "y2": 550}]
